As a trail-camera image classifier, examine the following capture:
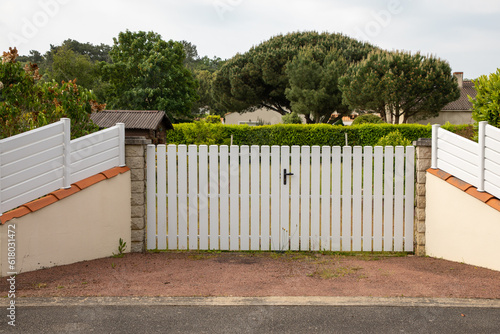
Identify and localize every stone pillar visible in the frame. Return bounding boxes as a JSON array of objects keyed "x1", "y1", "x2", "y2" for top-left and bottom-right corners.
[
  {"x1": 413, "y1": 138, "x2": 432, "y2": 256},
  {"x1": 125, "y1": 137, "x2": 151, "y2": 252}
]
